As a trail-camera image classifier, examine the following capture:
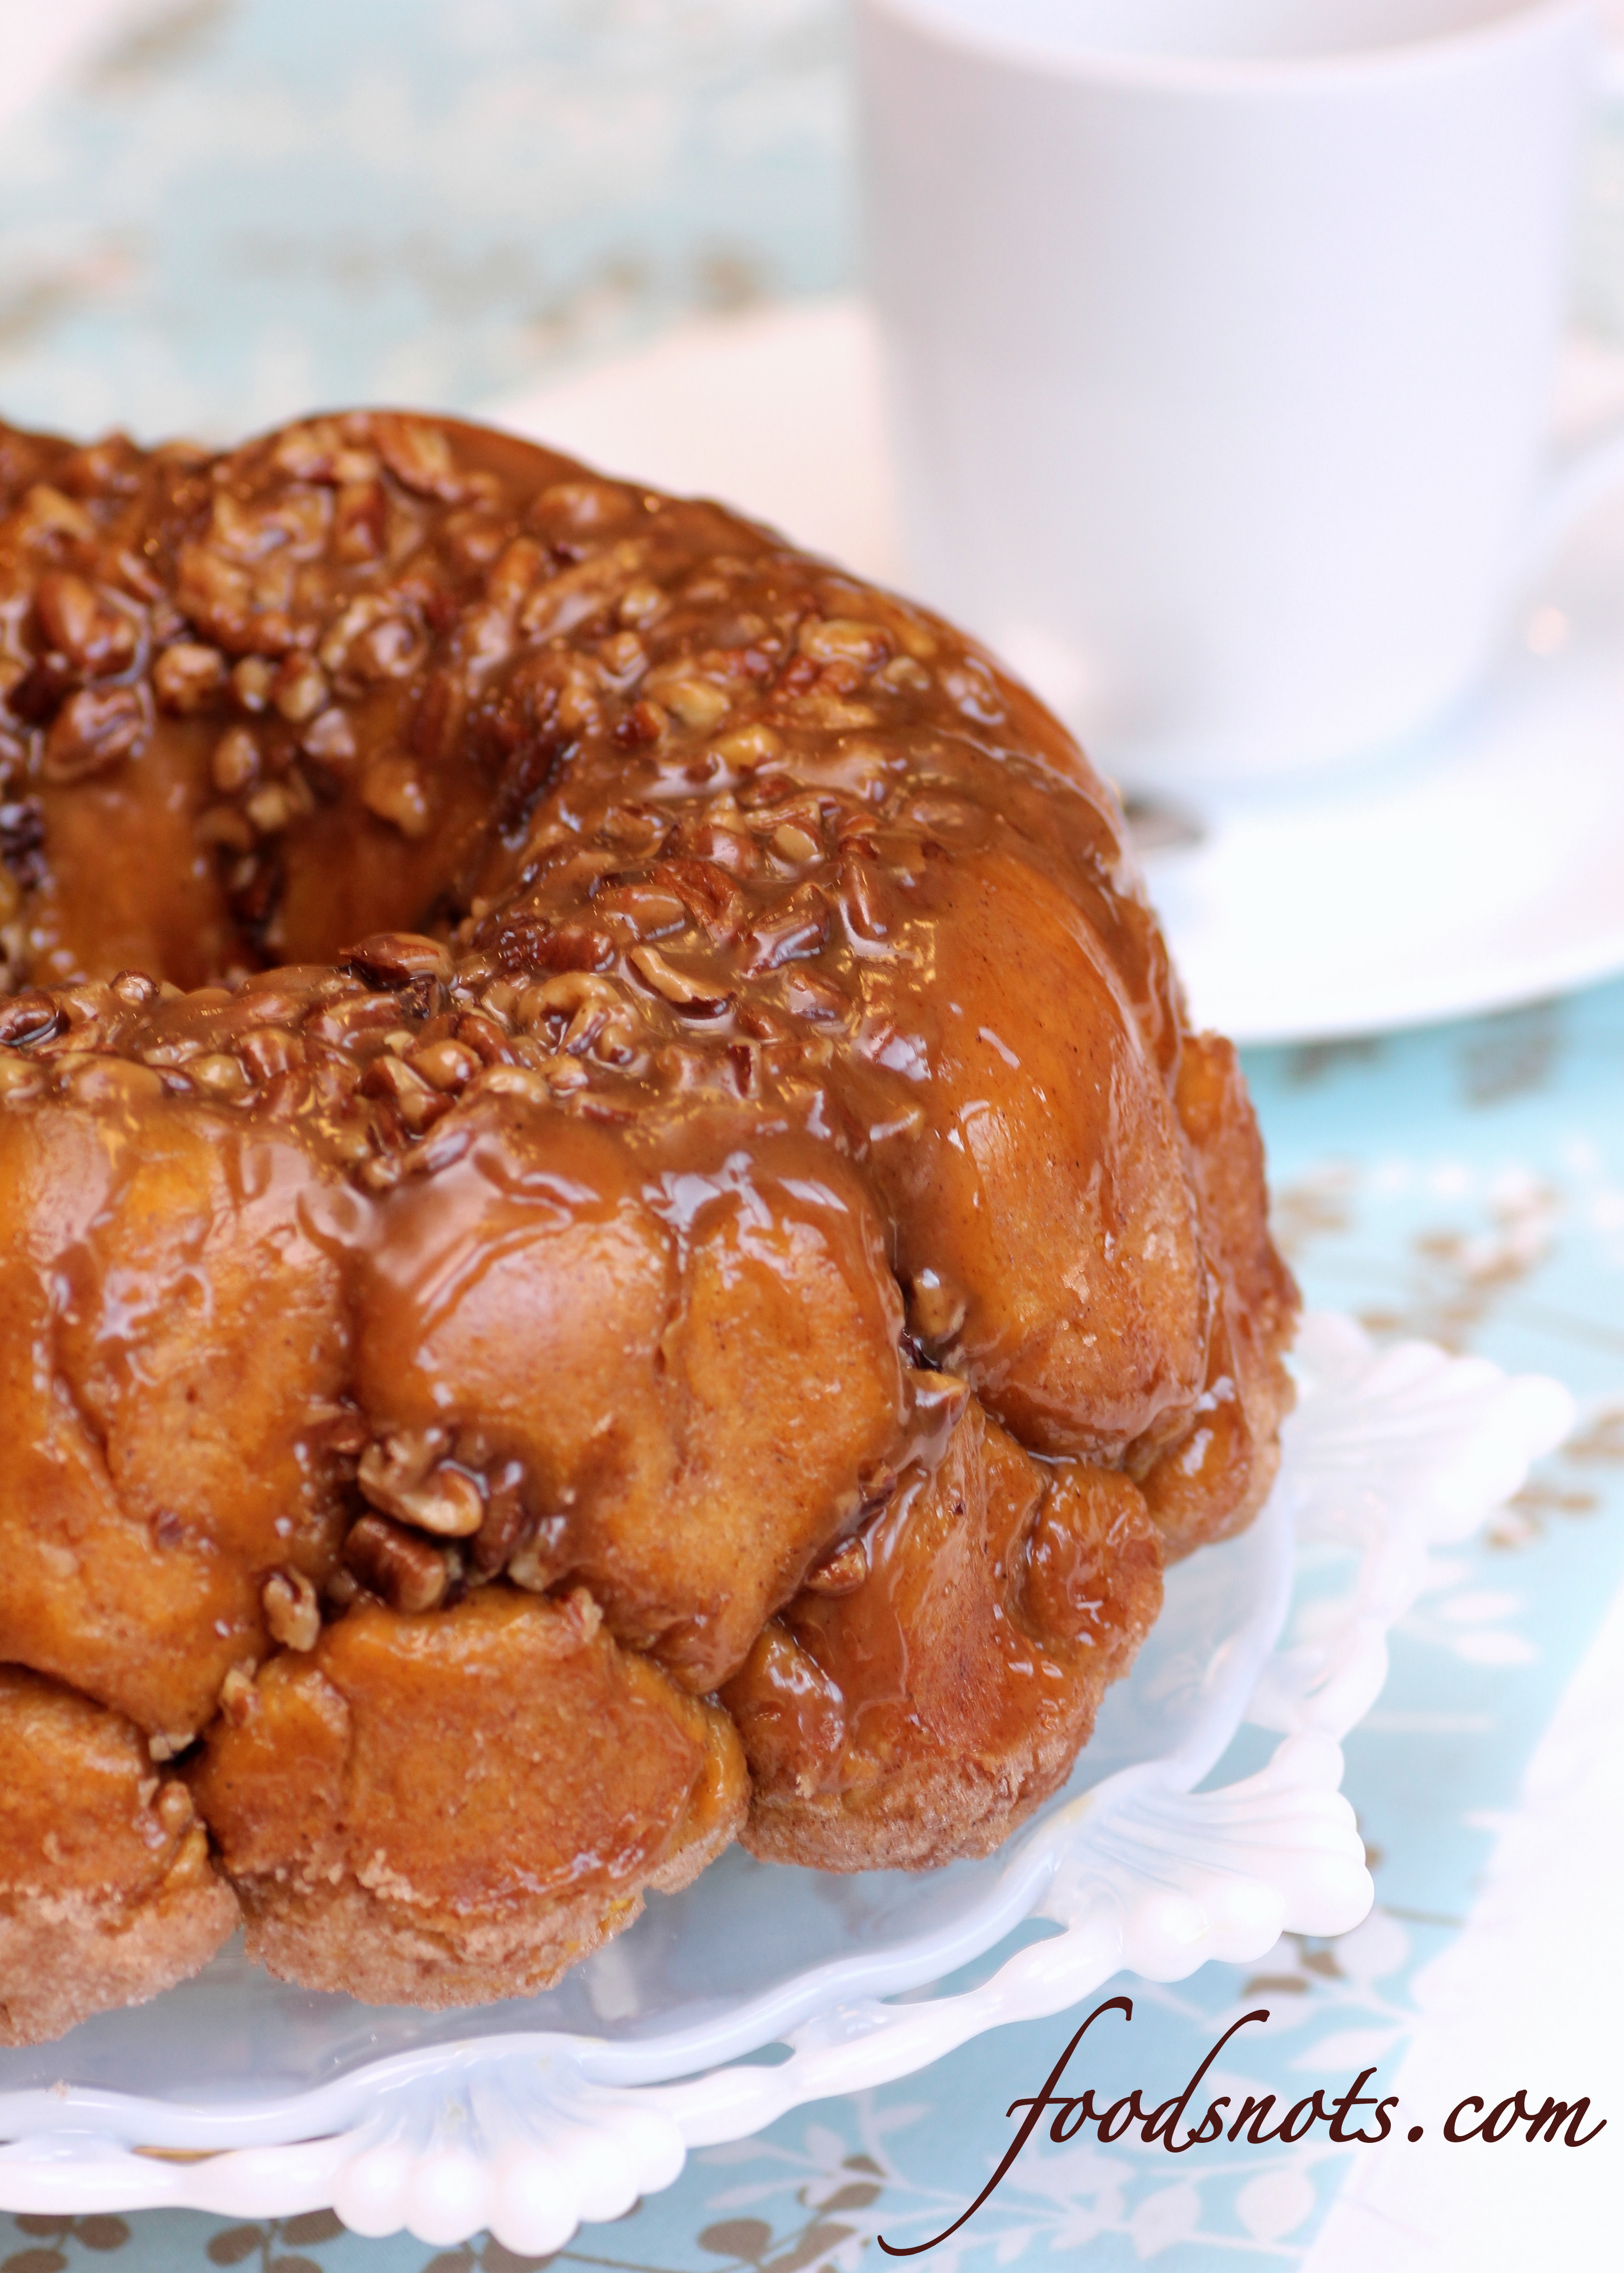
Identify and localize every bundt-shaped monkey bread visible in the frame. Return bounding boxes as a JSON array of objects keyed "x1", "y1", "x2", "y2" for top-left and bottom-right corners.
[{"x1": 0, "y1": 411, "x2": 1296, "y2": 2045}]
